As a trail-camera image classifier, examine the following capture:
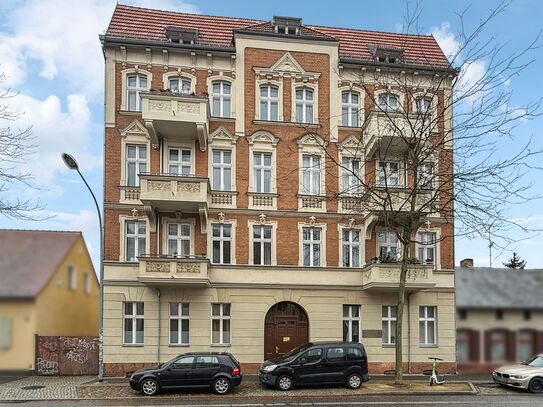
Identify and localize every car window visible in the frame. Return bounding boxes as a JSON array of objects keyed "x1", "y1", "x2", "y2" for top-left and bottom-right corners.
[
  {"x1": 326, "y1": 347, "x2": 345, "y2": 361},
  {"x1": 297, "y1": 348, "x2": 322, "y2": 364},
  {"x1": 171, "y1": 356, "x2": 194, "y2": 369},
  {"x1": 347, "y1": 347, "x2": 364, "y2": 361},
  {"x1": 196, "y1": 356, "x2": 219, "y2": 365}
]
